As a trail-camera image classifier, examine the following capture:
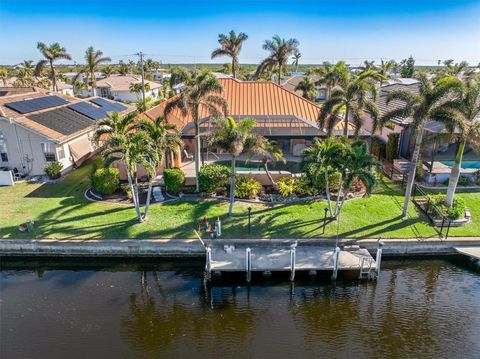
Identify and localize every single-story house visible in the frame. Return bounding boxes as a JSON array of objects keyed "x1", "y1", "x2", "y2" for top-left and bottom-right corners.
[
  {"x1": 83, "y1": 75, "x2": 162, "y2": 103},
  {"x1": 143, "y1": 77, "x2": 359, "y2": 168},
  {"x1": 0, "y1": 87, "x2": 132, "y2": 177}
]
